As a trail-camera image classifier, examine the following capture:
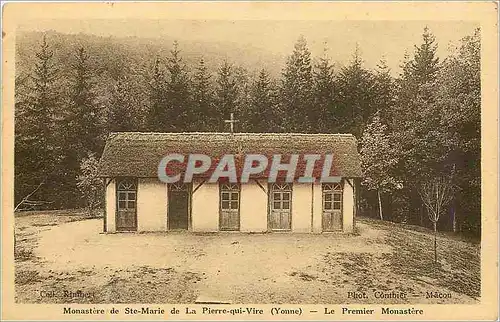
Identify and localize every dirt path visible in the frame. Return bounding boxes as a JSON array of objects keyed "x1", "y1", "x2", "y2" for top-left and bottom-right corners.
[{"x1": 16, "y1": 215, "x2": 480, "y2": 304}]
